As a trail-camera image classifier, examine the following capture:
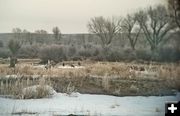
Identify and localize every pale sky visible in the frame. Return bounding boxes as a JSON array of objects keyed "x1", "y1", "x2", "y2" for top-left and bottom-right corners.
[{"x1": 0, "y1": 0, "x2": 166, "y2": 34}]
